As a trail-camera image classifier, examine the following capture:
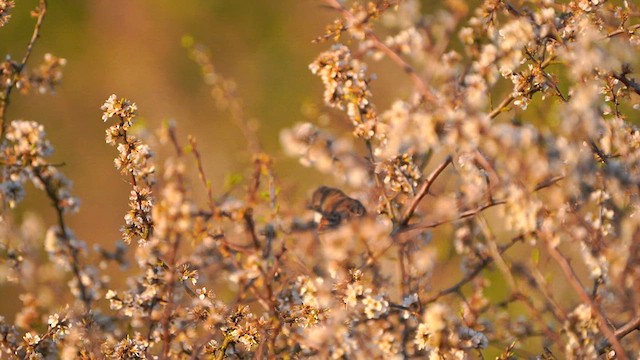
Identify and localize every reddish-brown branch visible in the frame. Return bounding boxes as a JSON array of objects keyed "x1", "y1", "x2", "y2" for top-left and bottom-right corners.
[
  {"x1": 161, "y1": 234, "x2": 181, "y2": 360},
  {"x1": 399, "y1": 174, "x2": 564, "y2": 234},
  {"x1": 598, "y1": 315, "x2": 640, "y2": 354},
  {"x1": 399, "y1": 155, "x2": 452, "y2": 227},
  {"x1": 399, "y1": 198, "x2": 507, "y2": 234},
  {"x1": 189, "y1": 135, "x2": 217, "y2": 216},
  {"x1": 546, "y1": 244, "x2": 628, "y2": 359}
]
